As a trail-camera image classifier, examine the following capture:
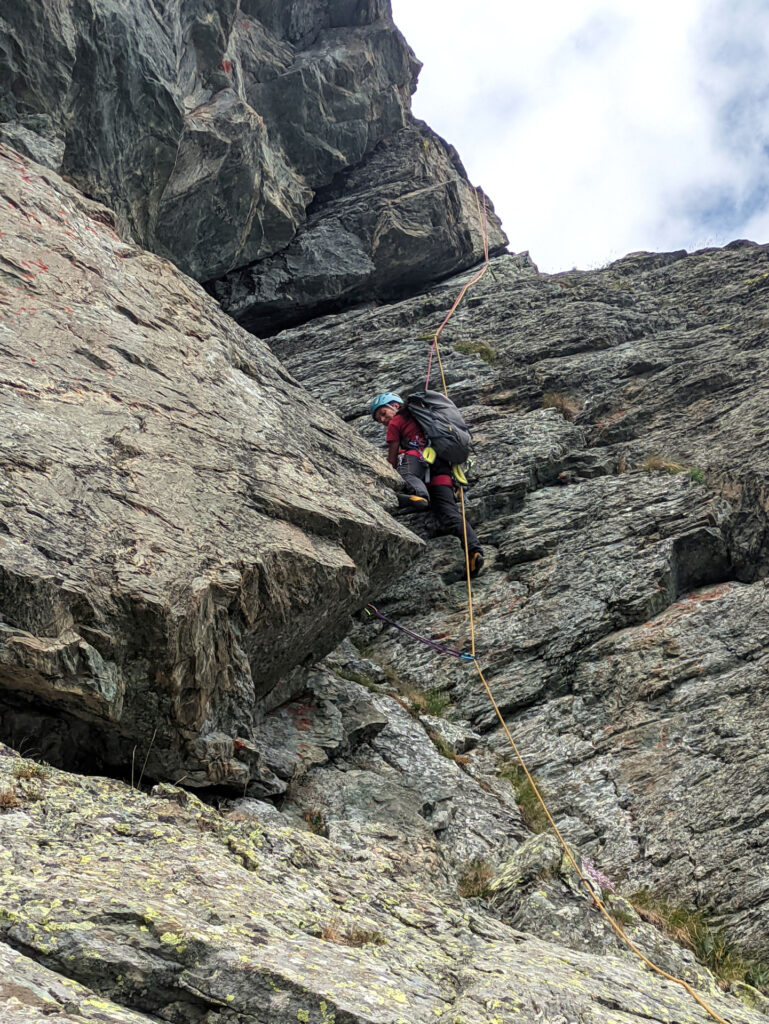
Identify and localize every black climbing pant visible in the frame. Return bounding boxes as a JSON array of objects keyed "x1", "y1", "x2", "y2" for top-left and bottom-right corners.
[{"x1": 398, "y1": 457, "x2": 482, "y2": 556}]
